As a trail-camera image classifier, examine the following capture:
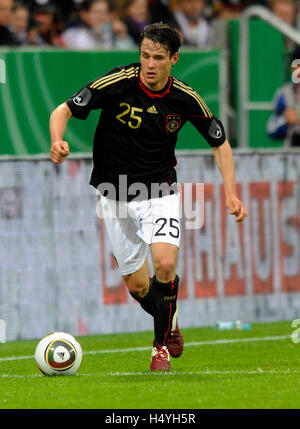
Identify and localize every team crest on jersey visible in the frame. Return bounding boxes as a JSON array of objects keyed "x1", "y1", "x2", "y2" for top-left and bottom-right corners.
[{"x1": 165, "y1": 115, "x2": 181, "y2": 134}]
